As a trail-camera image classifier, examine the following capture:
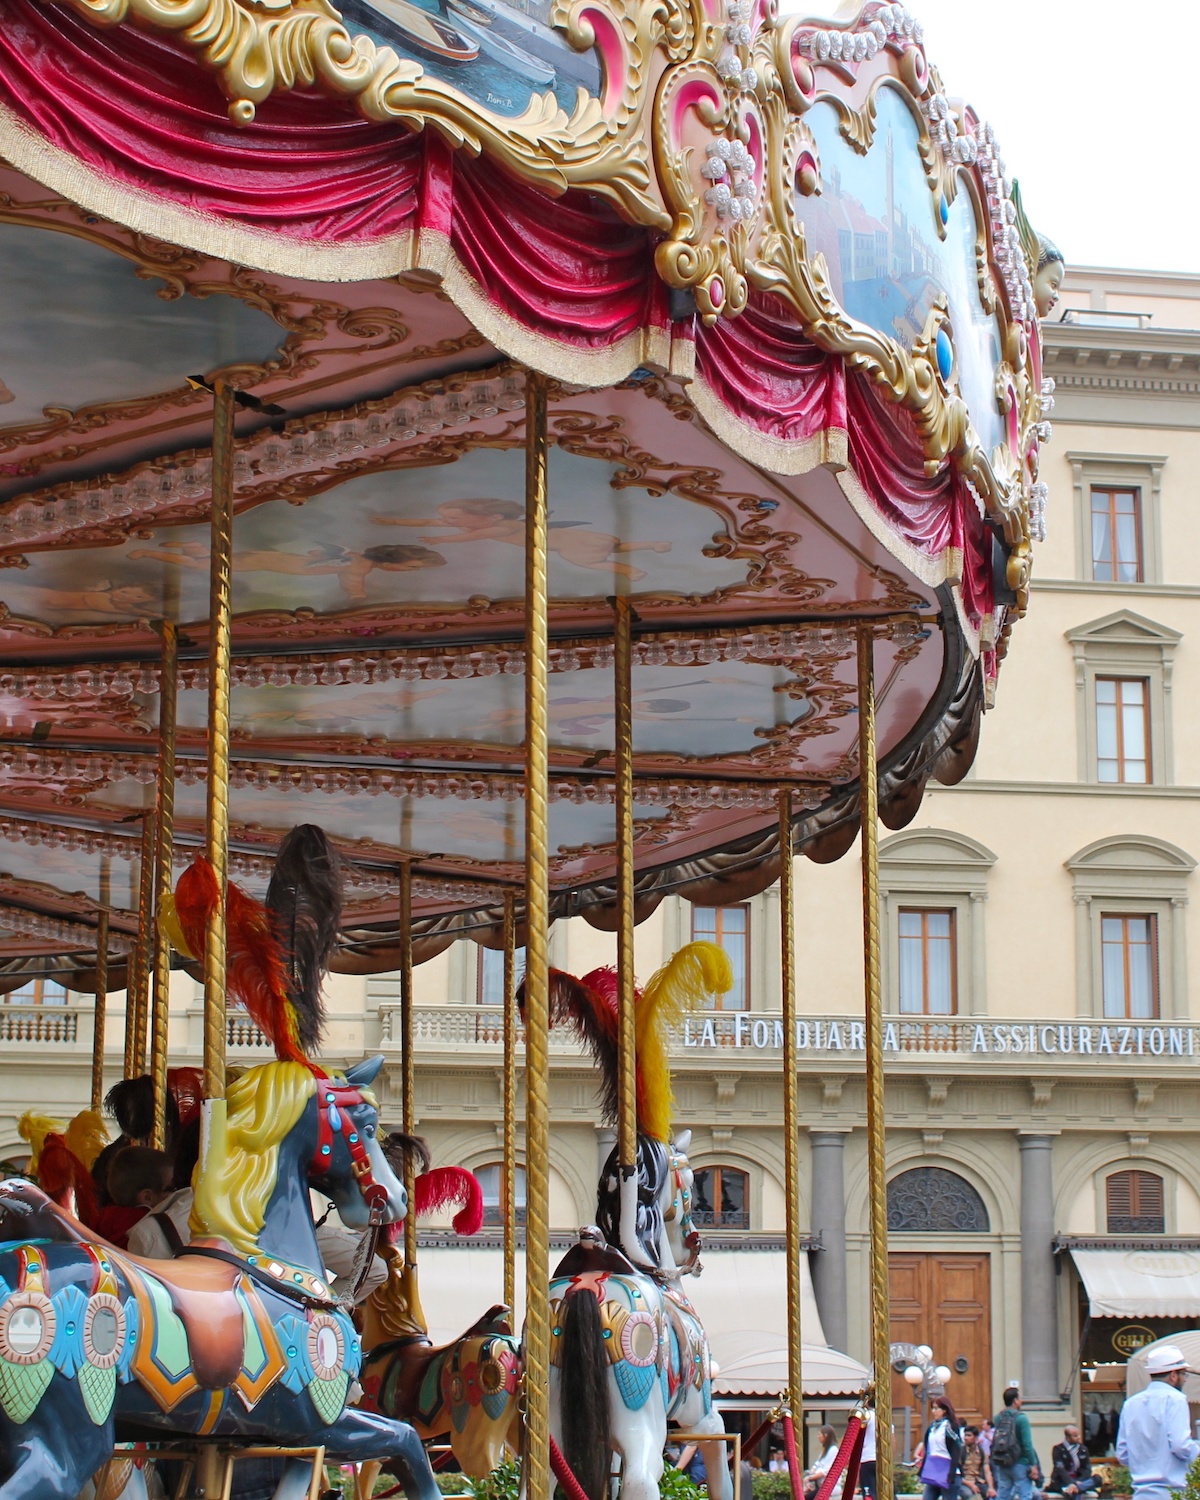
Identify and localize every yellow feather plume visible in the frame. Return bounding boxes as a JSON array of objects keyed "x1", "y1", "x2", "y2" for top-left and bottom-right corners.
[
  {"x1": 64, "y1": 1109, "x2": 109, "y2": 1170},
  {"x1": 17, "y1": 1112, "x2": 65, "y2": 1174},
  {"x1": 636, "y1": 941, "x2": 733, "y2": 1140}
]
